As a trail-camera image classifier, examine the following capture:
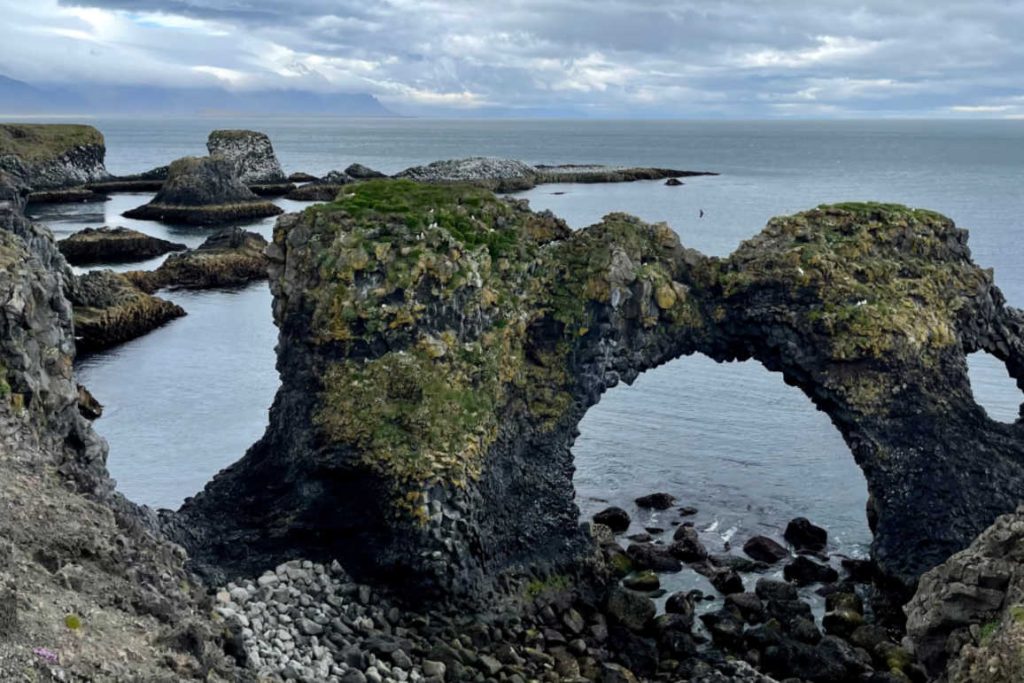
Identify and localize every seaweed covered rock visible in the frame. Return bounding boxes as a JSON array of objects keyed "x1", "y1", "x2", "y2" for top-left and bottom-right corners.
[
  {"x1": 172, "y1": 187, "x2": 1024, "y2": 604},
  {"x1": 207, "y1": 129, "x2": 286, "y2": 185},
  {"x1": 123, "y1": 155, "x2": 283, "y2": 225},
  {"x1": 129, "y1": 227, "x2": 269, "y2": 292},
  {"x1": 70, "y1": 270, "x2": 185, "y2": 351},
  {"x1": 58, "y1": 226, "x2": 187, "y2": 265},
  {"x1": 0, "y1": 123, "x2": 110, "y2": 190}
]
